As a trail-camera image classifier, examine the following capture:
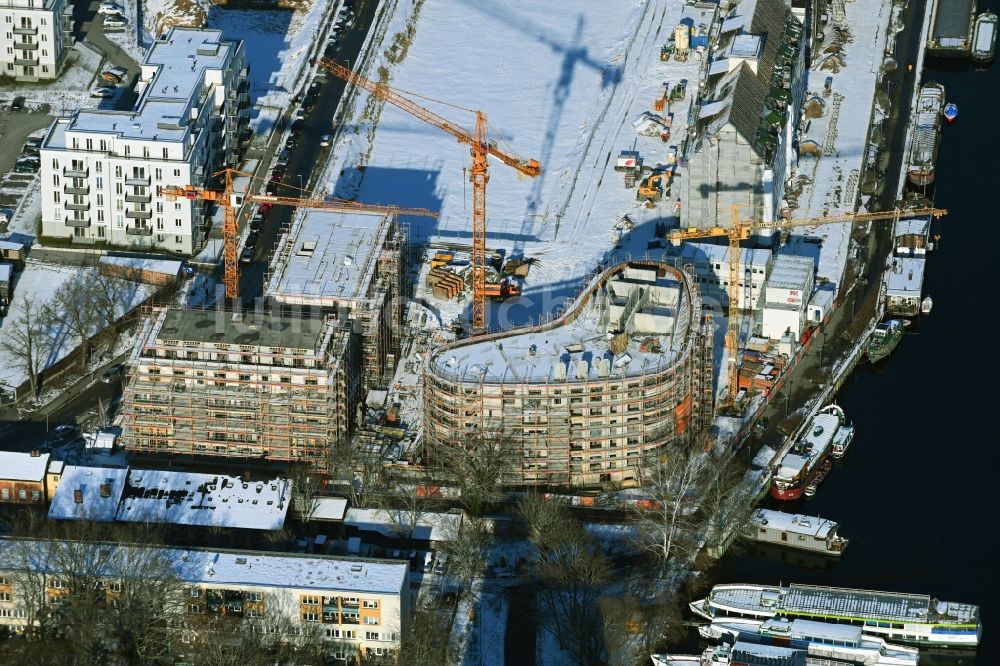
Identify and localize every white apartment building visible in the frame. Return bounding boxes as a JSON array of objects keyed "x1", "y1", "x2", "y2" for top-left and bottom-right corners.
[
  {"x1": 0, "y1": 0, "x2": 72, "y2": 82},
  {"x1": 0, "y1": 539, "x2": 410, "y2": 662},
  {"x1": 39, "y1": 26, "x2": 249, "y2": 255},
  {"x1": 675, "y1": 242, "x2": 773, "y2": 310}
]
